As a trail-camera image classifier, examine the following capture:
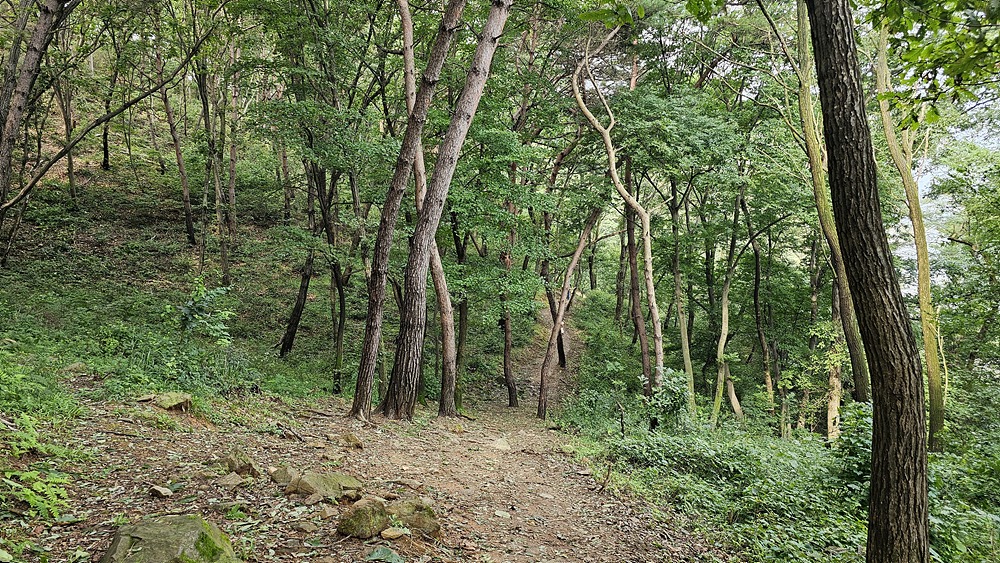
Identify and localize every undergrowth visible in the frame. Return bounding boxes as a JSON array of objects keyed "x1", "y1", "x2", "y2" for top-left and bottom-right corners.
[{"x1": 556, "y1": 290, "x2": 1000, "y2": 563}]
